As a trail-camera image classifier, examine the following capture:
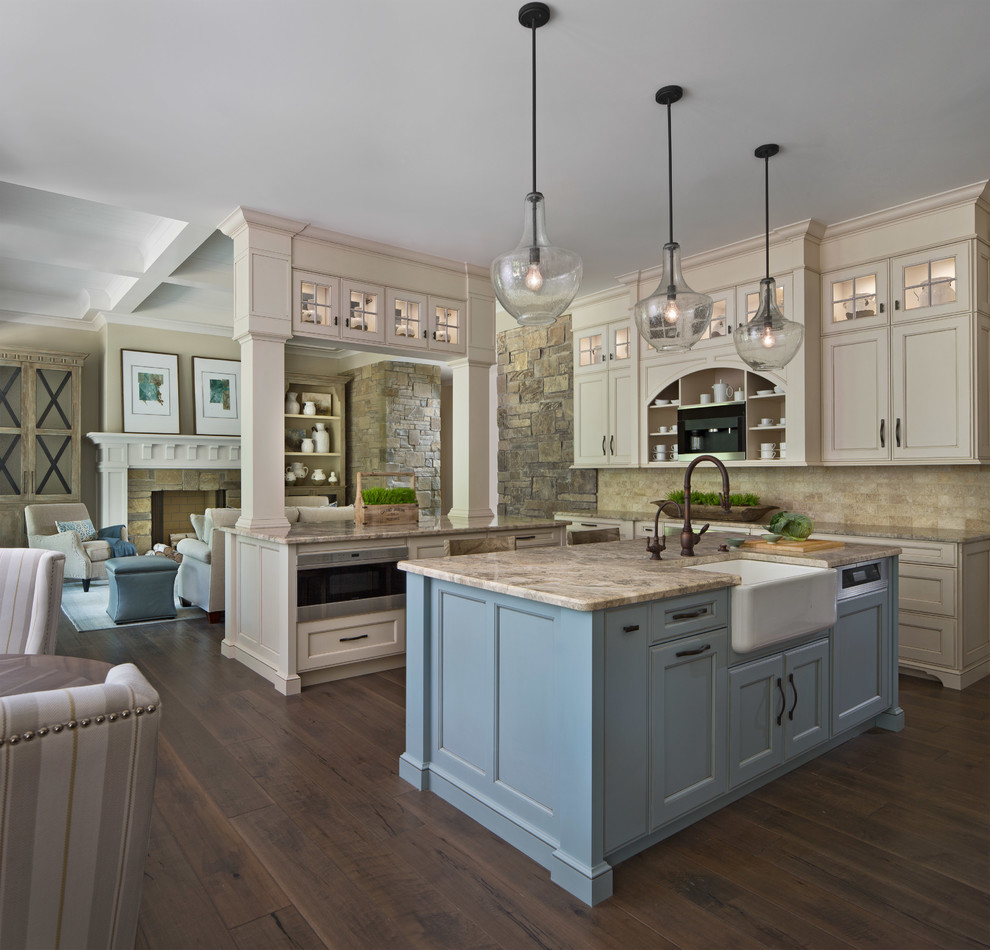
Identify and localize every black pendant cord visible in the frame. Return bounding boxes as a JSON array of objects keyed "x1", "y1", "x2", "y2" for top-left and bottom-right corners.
[
  {"x1": 763, "y1": 151, "x2": 770, "y2": 281},
  {"x1": 531, "y1": 18, "x2": 538, "y2": 196},
  {"x1": 666, "y1": 99, "x2": 674, "y2": 247}
]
